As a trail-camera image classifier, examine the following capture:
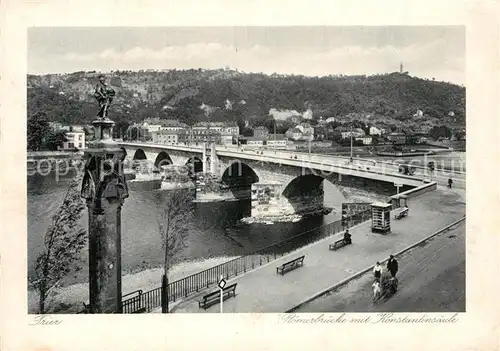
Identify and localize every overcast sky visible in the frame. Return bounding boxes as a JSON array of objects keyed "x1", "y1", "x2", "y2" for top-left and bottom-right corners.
[{"x1": 28, "y1": 26, "x2": 465, "y2": 85}]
